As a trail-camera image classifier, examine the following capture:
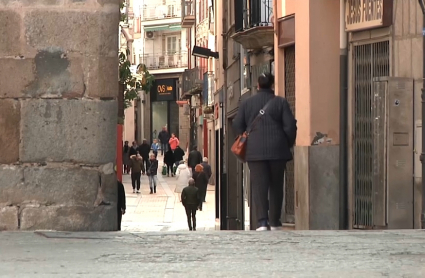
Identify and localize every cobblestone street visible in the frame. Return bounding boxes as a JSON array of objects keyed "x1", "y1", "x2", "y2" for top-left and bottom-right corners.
[
  {"x1": 121, "y1": 156, "x2": 217, "y2": 232},
  {"x1": 2, "y1": 230, "x2": 425, "y2": 277}
]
